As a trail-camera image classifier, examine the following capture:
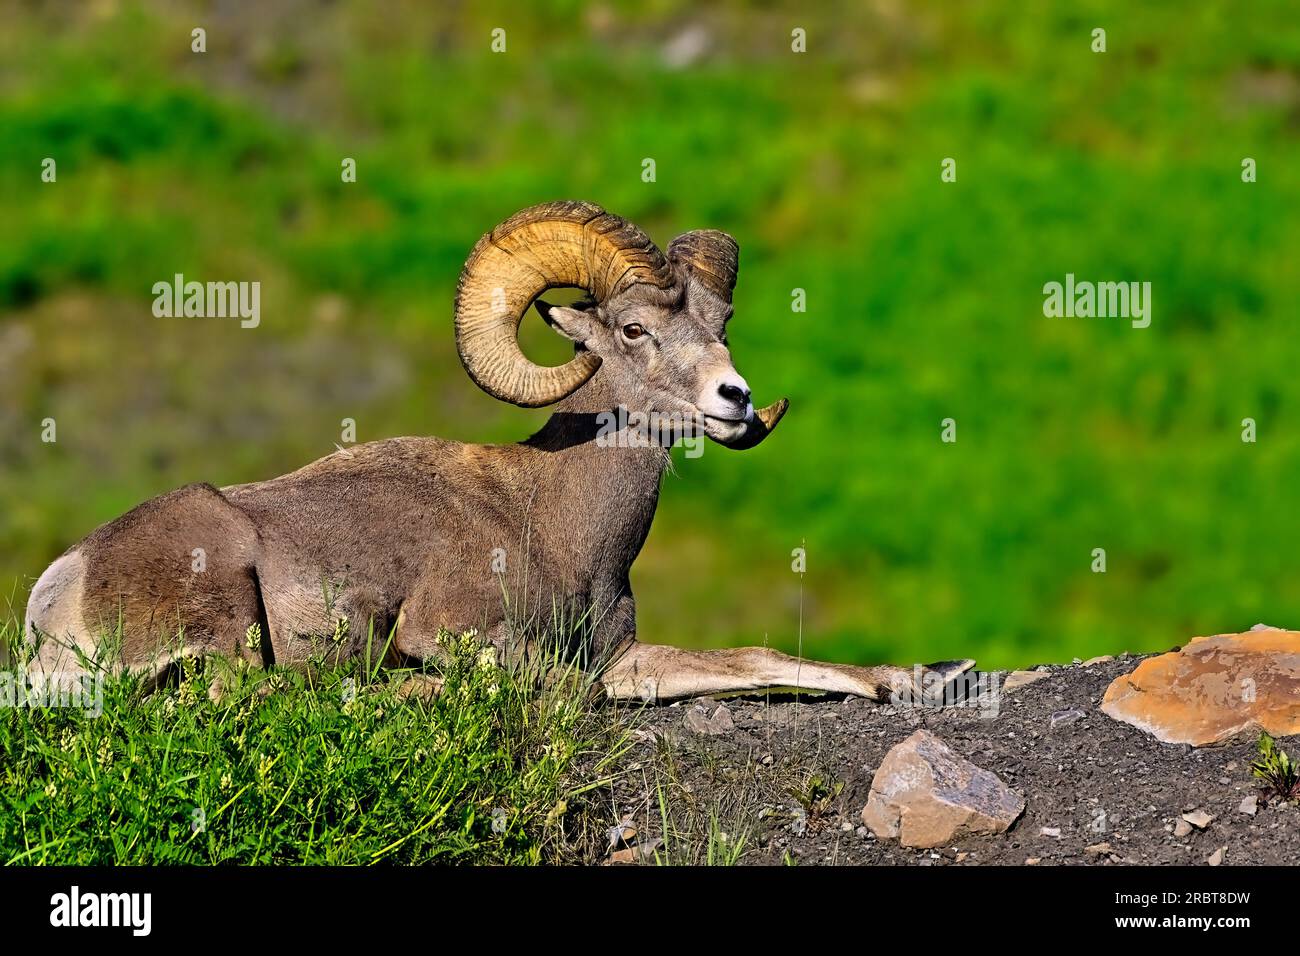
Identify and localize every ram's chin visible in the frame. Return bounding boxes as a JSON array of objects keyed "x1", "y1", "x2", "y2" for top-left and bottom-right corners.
[{"x1": 702, "y1": 414, "x2": 751, "y2": 446}]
